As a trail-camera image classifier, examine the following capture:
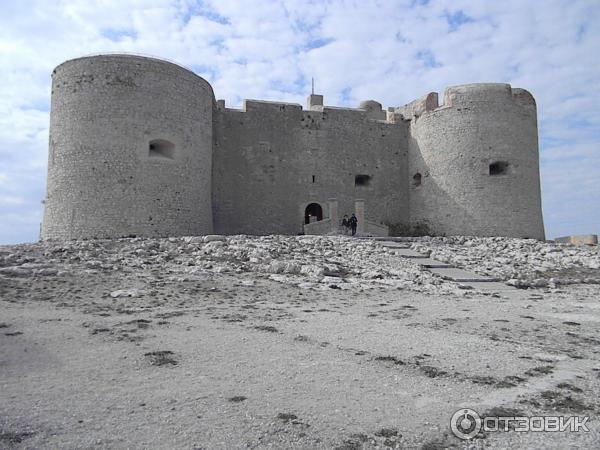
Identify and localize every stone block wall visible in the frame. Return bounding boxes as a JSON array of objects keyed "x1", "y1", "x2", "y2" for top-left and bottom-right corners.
[{"x1": 212, "y1": 101, "x2": 409, "y2": 235}]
